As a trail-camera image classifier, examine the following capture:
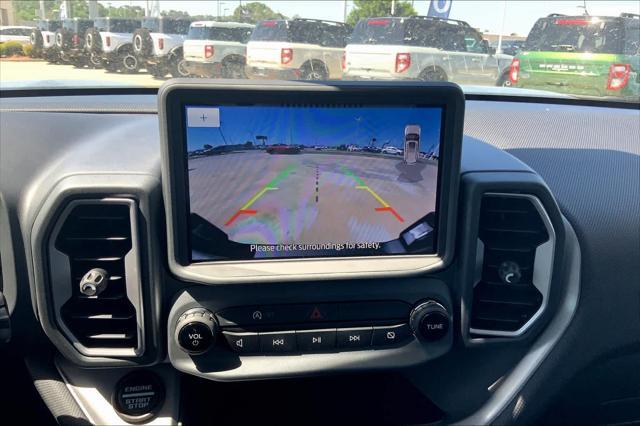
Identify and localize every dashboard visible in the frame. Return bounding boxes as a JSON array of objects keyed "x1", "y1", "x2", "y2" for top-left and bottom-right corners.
[{"x1": 0, "y1": 83, "x2": 638, "y2": 425}]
